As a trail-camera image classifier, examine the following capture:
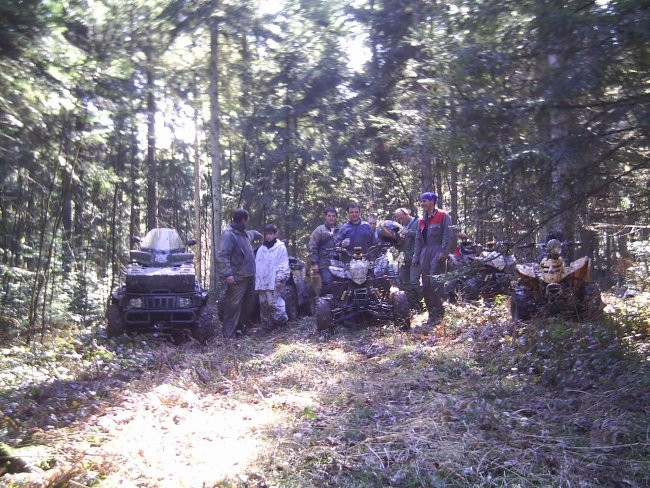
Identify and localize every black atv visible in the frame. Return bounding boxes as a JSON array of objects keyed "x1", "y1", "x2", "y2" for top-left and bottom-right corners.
[
  {"x1": 283, "y1": 256, "x2": 317, "y2": 320},
  {"x1": 445, "y1": 241, "x2": 517, "y2": 302},
  {"x1": 314, "y1": 244, "x2": 410, "y2": 331},
  {"x1": 107, "y1": 228, "x2": 217, "y2": 343}
]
